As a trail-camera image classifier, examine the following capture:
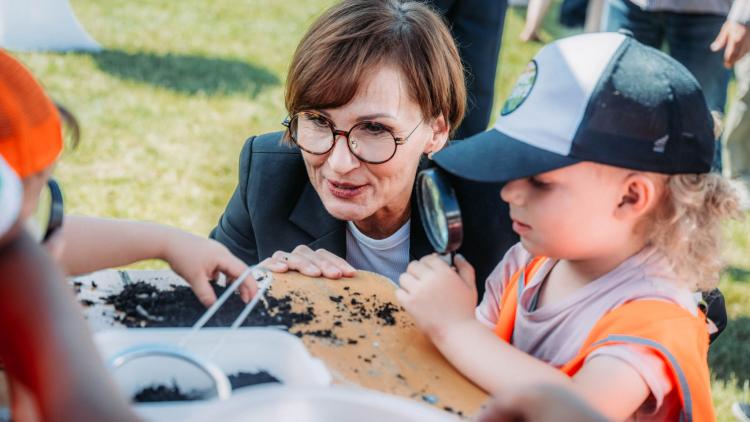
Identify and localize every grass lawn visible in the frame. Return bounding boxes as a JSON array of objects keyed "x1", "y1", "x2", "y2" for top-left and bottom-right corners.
[{"x1": 12, "y1": 1, "x2": 750, "y2": 419}]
